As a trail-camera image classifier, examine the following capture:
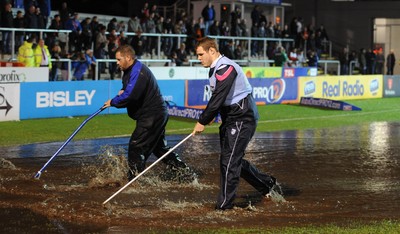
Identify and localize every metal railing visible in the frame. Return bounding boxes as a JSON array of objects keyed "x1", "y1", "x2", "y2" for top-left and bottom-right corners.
[
  {"x1": 319, "y1": 60, "x2": 341, "y2": 75},
  {"x1": 0, "y1": 27, "x2": 71, "y2": 59},
  {"x1": 1, "y1": 27, "x2": 295, "y2": 62}
]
